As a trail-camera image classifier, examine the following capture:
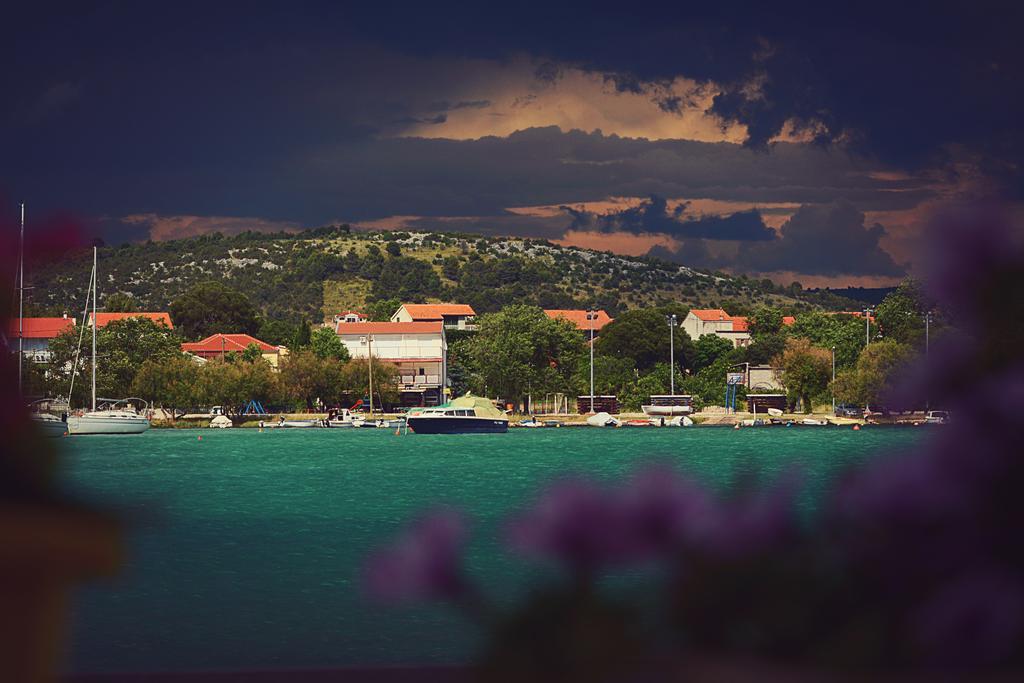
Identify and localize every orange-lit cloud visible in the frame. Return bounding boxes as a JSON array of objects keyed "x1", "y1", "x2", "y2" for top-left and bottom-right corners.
[{"x1": 554, "y1": 230, "x2": 679, "y2": 256}]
